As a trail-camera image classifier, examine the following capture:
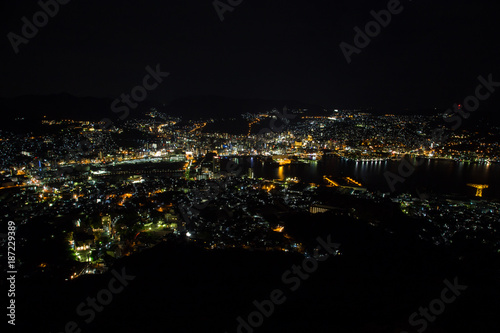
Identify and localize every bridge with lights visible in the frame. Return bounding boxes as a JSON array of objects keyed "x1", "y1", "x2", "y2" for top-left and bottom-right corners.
[{"x1": 323, "y1": 175, "x2": 367, "y2": 192}]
